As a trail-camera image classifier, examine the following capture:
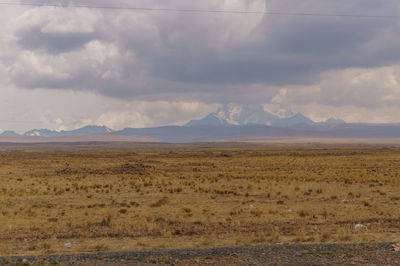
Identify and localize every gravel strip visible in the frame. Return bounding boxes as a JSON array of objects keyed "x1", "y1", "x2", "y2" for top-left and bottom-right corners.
[{"x1": 1, "y1": 242, "x2": 399, "y2": 265}]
